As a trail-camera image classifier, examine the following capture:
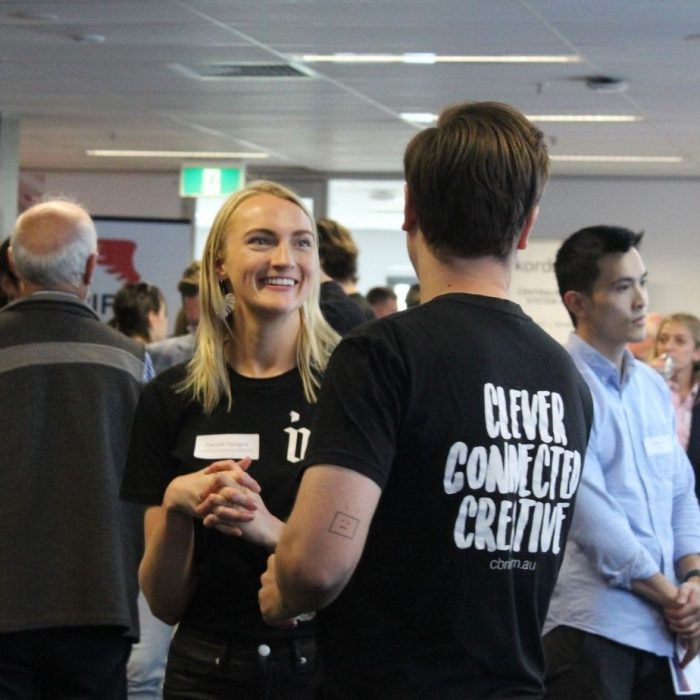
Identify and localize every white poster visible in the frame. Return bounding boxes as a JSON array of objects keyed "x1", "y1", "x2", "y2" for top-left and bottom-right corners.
[
  {"x1": 511, "y1": 240, "x2": 571, "y2": 345},
  {"x1": 90, "y1": 217, "x2": 193, "y2": 333}
]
